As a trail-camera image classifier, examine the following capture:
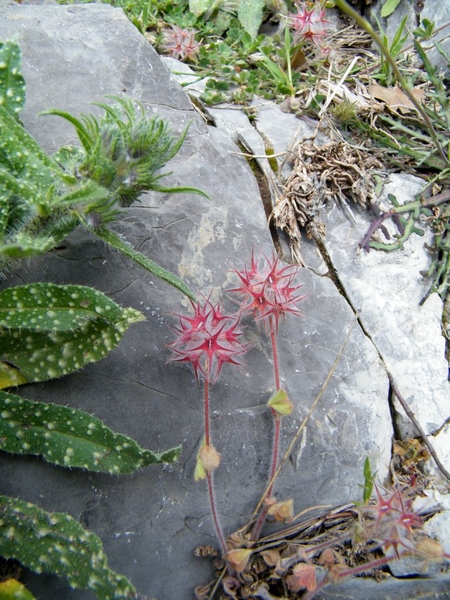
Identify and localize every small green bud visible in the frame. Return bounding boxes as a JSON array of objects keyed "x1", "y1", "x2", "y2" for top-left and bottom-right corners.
[
  {"x1": 0, "y1": 578, "x2": 36, "y2": 599},
  {"x1": 268, "y1": 389, "x2": 293, "y2": 416}
]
